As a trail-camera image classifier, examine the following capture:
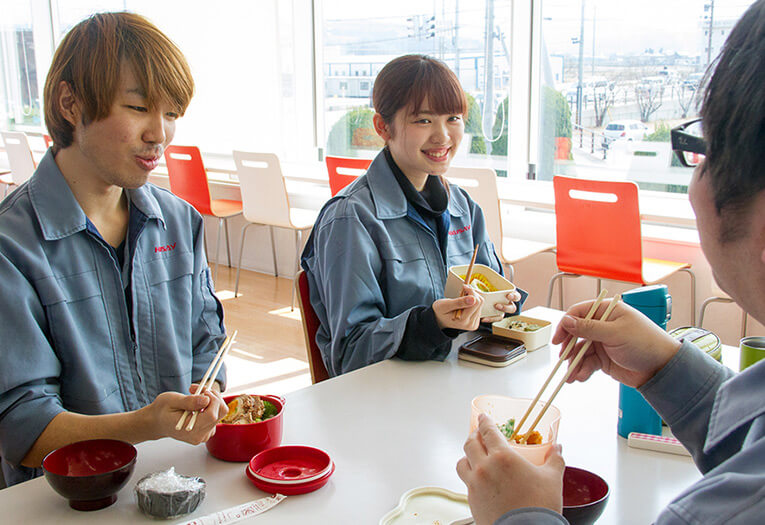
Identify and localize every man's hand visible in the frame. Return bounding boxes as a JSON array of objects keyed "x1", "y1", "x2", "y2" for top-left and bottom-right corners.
[
  {"x1": 433, "y1": 284, "x2": 485, "y2": 331},
  {"x1": 141, "y1": 388, "x2": 228, "y2": 445},
  {"x1": 457, "y1": 413, "x2": 565, "y2": 525},
  {"x1": 22, "y1": 386, "x2": 229, "y2": 467},
  {"x1": 480, "y1": 289, "x2": 523, "y2": 324},
  {"x1": 552, "y1": 299, "x2": 682, "y2": 388}
]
